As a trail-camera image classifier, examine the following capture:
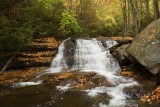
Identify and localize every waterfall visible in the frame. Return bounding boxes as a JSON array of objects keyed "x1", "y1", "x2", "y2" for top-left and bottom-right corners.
[
  {"x1": 72, "y1": 38, "x2": 119, "y2": 72},
  {"x1": 49, "y1": 39, "x2": 68, "y2": 73},
  {"x1": 49, "y1": 38, "x2": 120, "y2": 74},
  {"x1": 48, "y1": 38, "x2": 138, "y2": 107}
]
